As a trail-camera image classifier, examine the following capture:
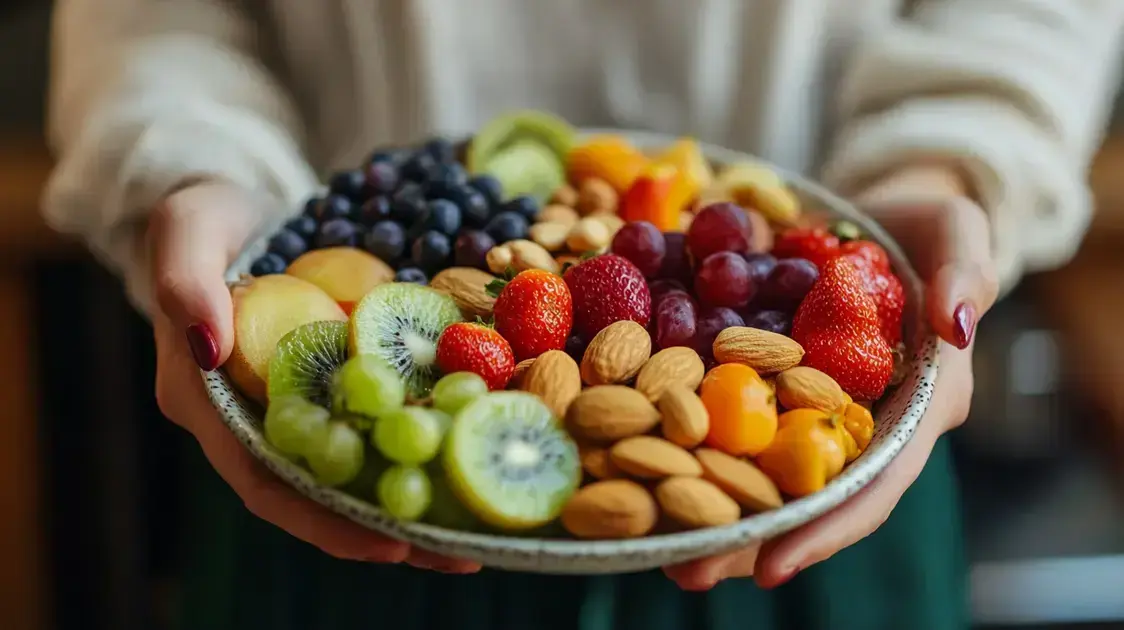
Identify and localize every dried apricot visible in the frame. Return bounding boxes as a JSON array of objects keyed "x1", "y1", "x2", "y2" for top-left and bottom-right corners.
[
  {"x1": 567, "y1": 136, "x2": 650, "y2": 194},
  {"x1": 757, "y1": 408, "x2": 850, "y2": 498},
  {"x1": 698, "y1": 364, "x2": 777, "y2": 456},
  {"x1": 840, "y1": 402, "x2": 874, "y2": 462},
  {"x1": 619, "y1": 163, "x2": 694, "y2": 231}
]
